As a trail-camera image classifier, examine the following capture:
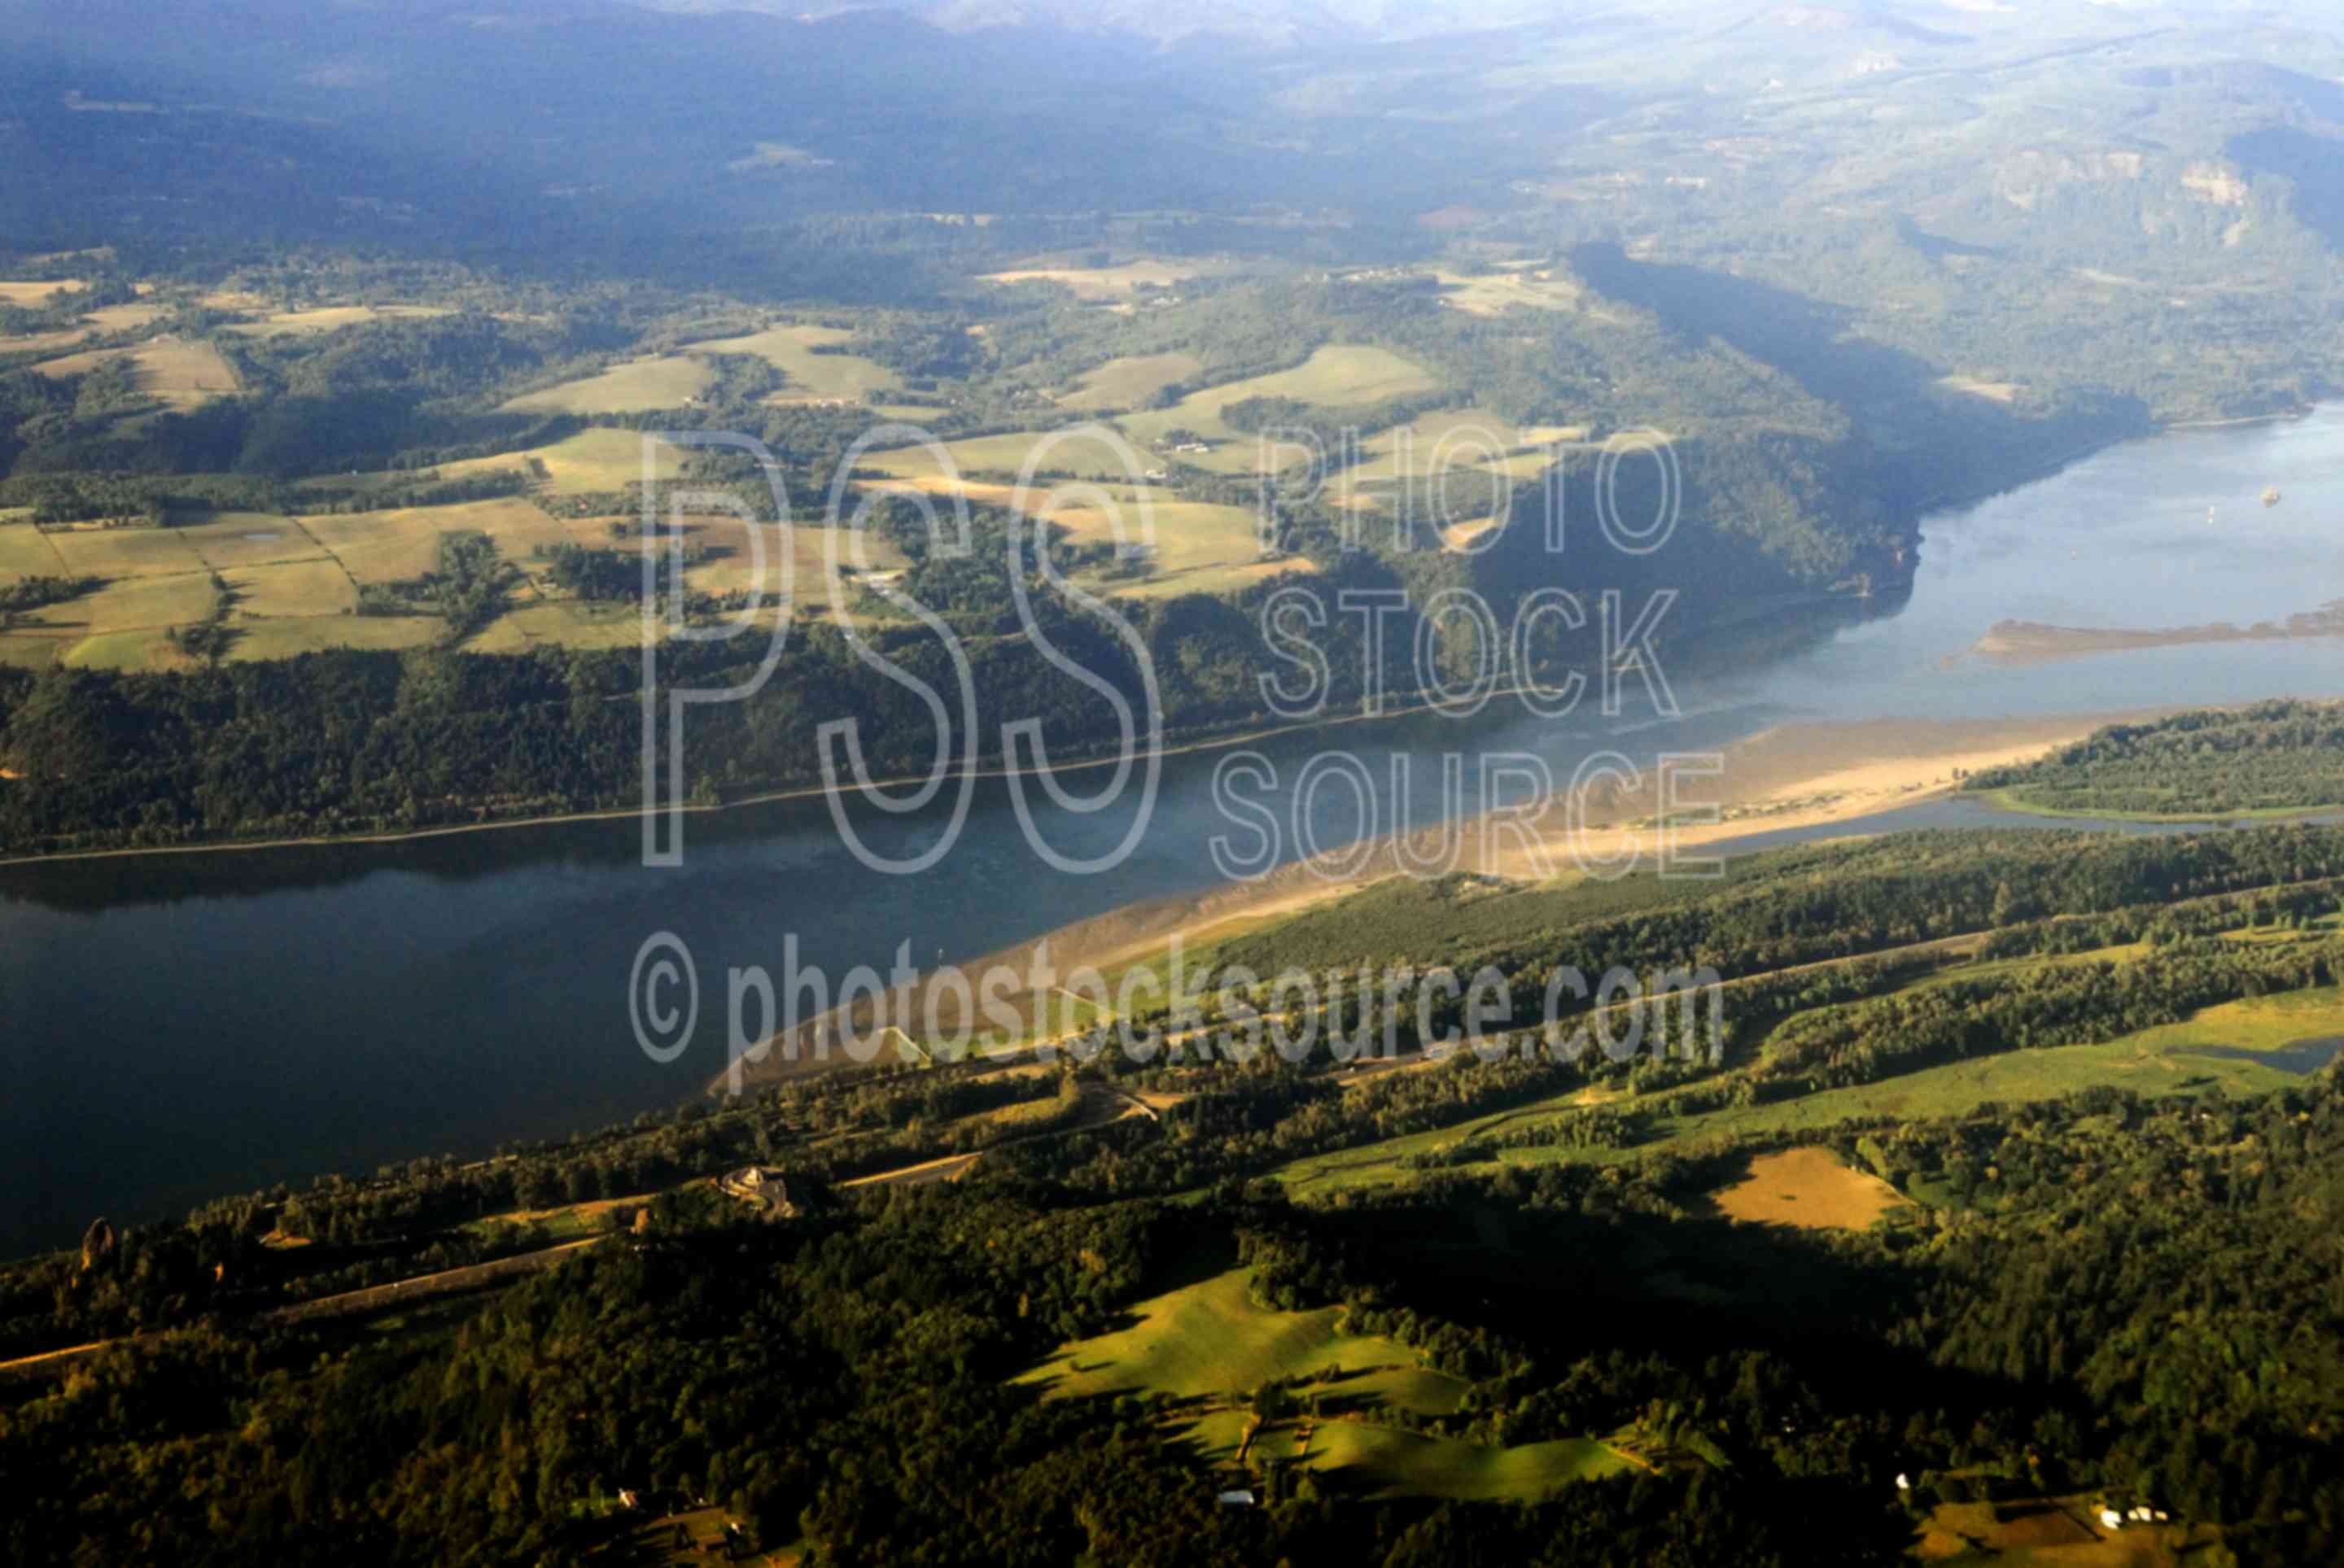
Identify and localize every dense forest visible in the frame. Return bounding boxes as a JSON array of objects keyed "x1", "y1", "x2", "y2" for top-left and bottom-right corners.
[
  {"x1": 6, "y1": 823, "x2": 2343, "y2": 1561},
  {"x1": 1970, "y1": 701, "x2": 2344, "y2": 818}
]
